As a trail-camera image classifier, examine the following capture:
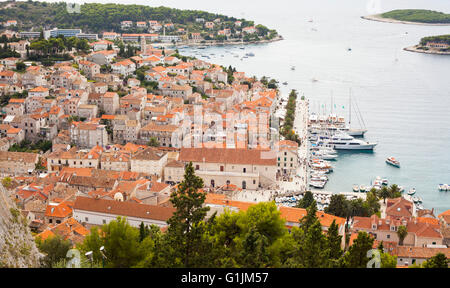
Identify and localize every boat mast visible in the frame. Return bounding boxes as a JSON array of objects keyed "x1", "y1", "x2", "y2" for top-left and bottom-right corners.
[{"x1": 349, "y1": 88, "x2": 351, "y2": 127}]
